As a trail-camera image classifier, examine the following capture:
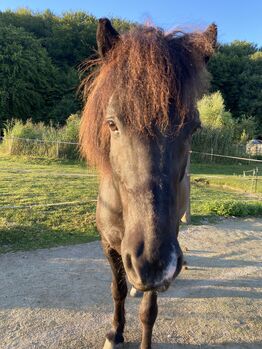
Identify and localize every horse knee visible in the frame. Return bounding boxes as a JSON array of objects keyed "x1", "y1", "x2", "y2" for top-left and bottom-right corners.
[{"x1": 111, "y1": 281, "x2": 127, "y2": 301}]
